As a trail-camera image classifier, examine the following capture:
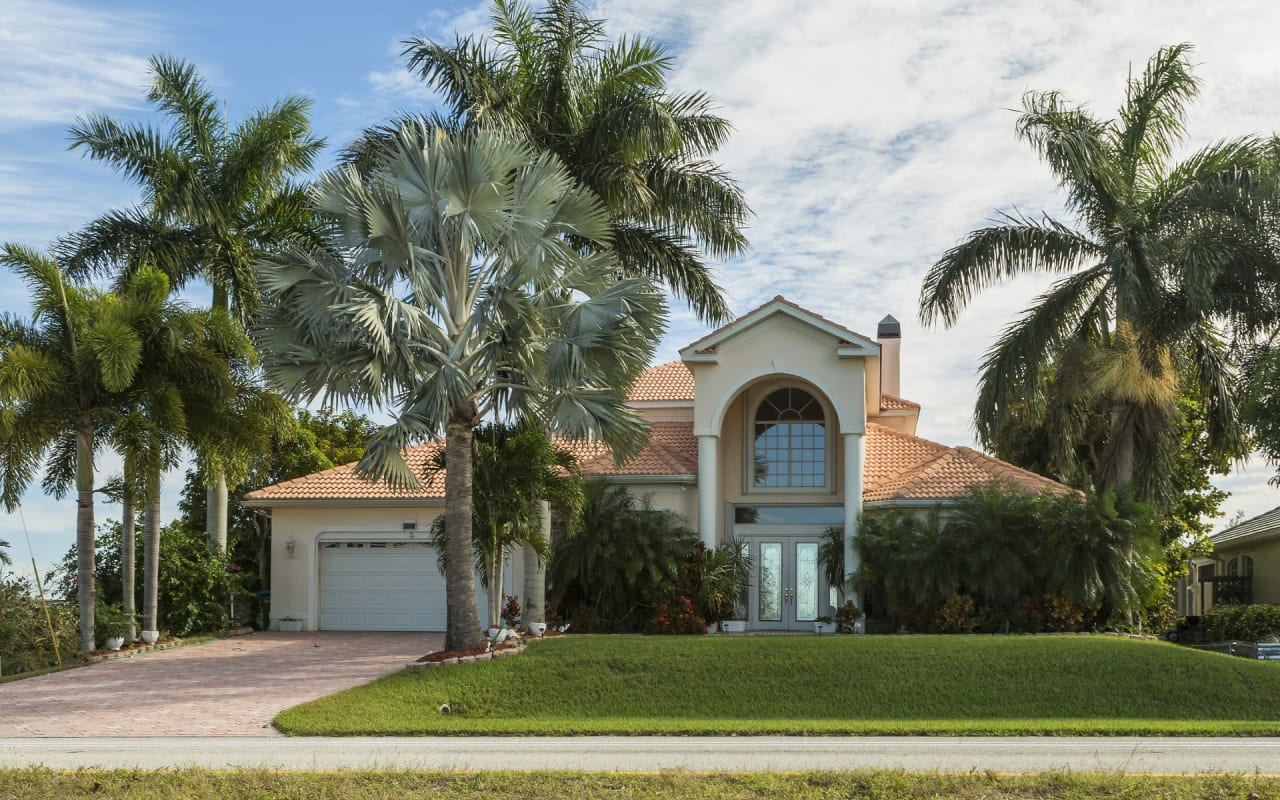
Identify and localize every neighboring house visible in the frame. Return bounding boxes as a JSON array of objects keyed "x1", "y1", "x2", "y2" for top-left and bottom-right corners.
[
  {"x1": 1185, "y1": 506, "x2": 1280, "y2": 616},
  {"x1": 244, "y1": 296, "x2": 1065, "y2": 632}
]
